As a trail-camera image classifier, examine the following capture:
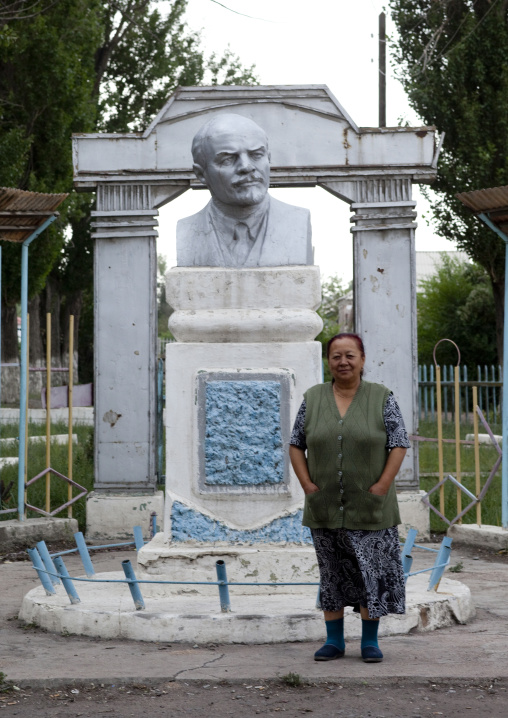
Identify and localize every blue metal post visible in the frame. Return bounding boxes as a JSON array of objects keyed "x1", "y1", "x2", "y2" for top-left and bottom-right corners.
[
  {"x1": 74, "y1": 532, "x2": 95, "y2": 577},
  {"x1": 479, "y1": 213, "x2": 508, "y2": 527},
  {"x1": 36, "y1": 540, "x2": 61, "y2": 586},
  {"x1": 133, "y1": 525, "x2": 144, "y2": 551},
  {"x1": 27, "y1": 547, "x2": 56, "y2": 595},
  {"x1": 150, "y1": 511, "x2": 157, "y2": 538},
  {"x1": 402, "y1": 554, "x2": 413, "y2": 580},
  {"x1": 215, "y1": 559, "x2": 231, "y2": 612},
  {"x1": 122, "y1": 559, "x2": 145, "y2": 610},
  {"x1": 17, "y1": 215, "x2": 58, "y2": 521},
  {"x1": 427, "y1": 536, "x2": 453, "y2": 591},
  {"x1": 53, "y1": 556, "x2": 81, "y2": 605}
]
